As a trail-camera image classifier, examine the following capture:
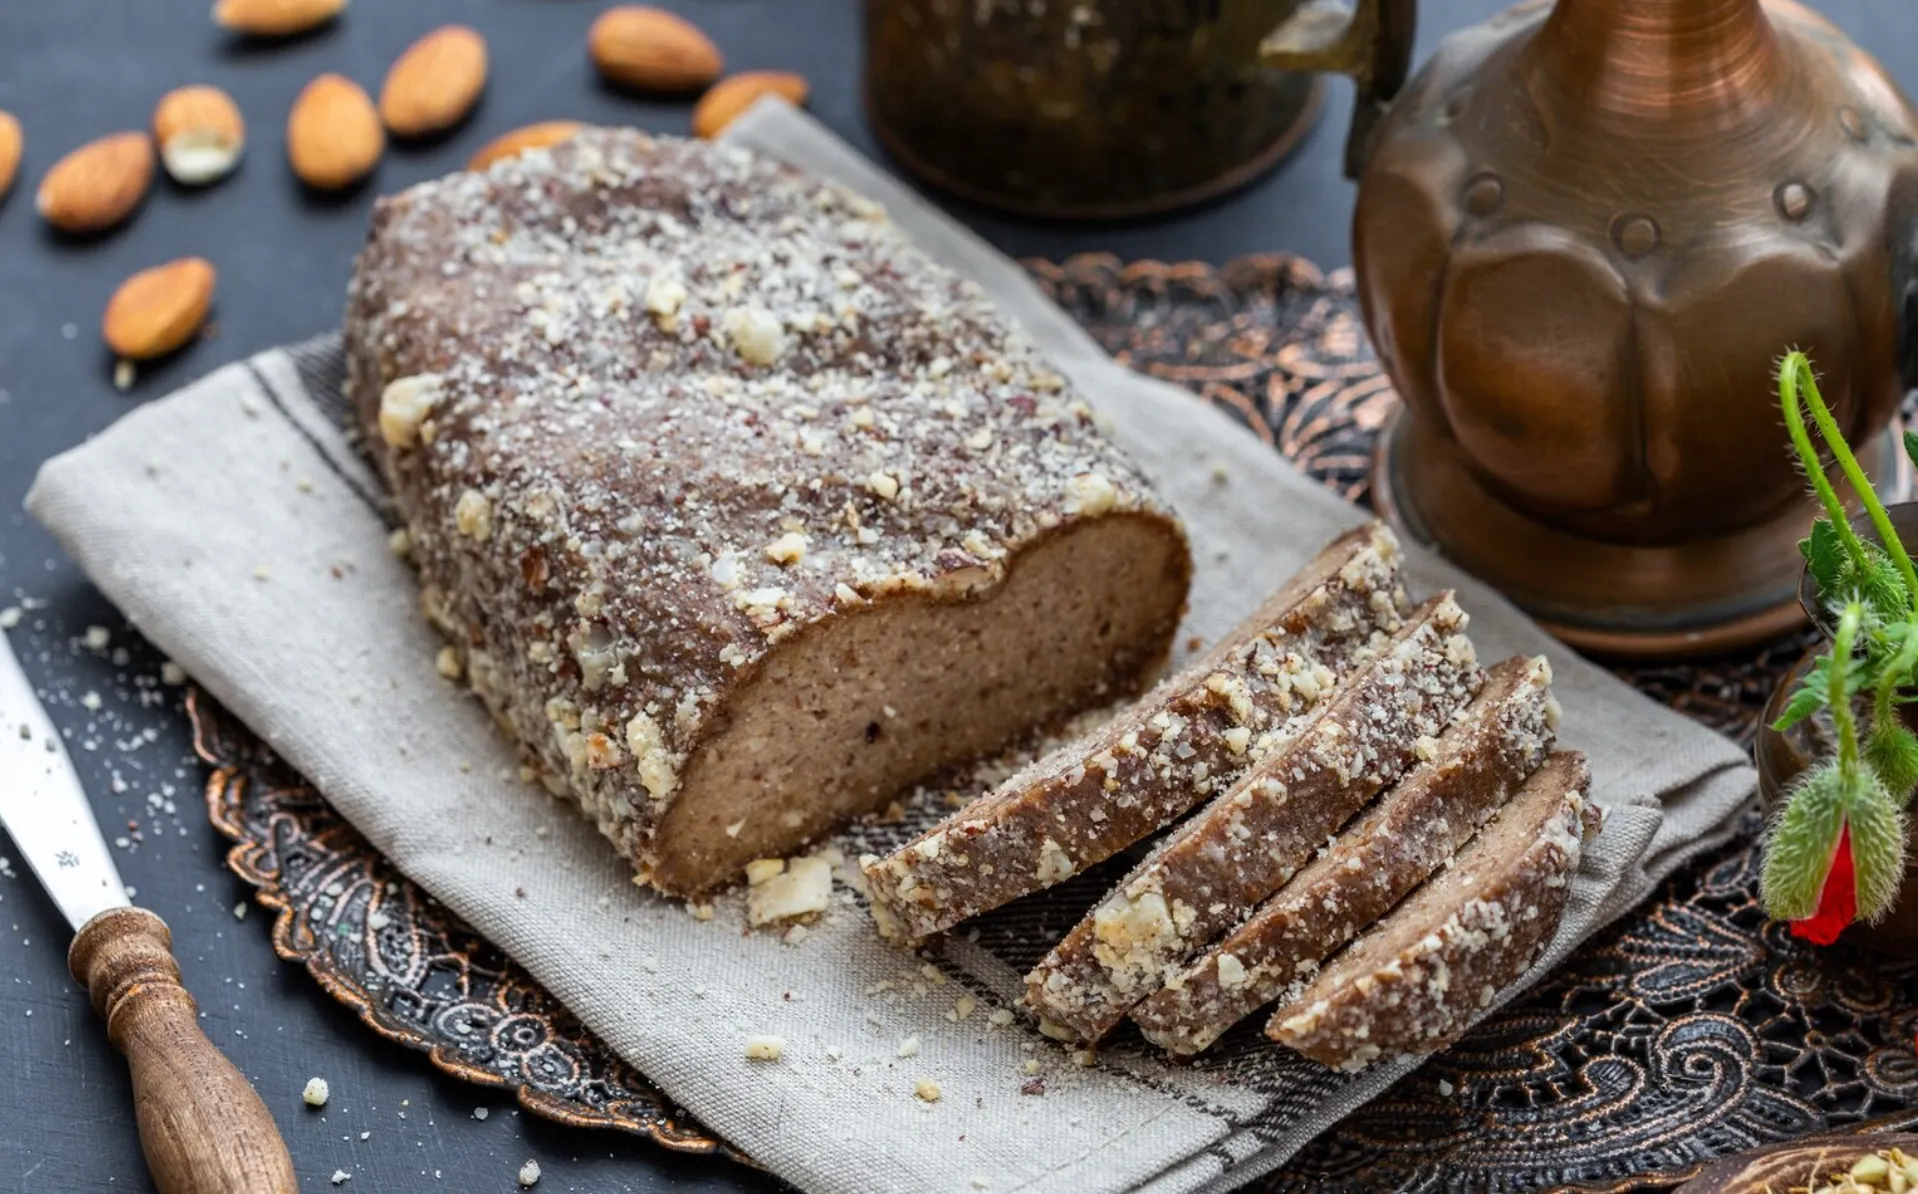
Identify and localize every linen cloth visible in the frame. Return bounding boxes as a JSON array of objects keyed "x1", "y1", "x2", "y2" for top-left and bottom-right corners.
[{"x1": 27, "y1": 102, "x2": 1756, "y2": 1194}]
